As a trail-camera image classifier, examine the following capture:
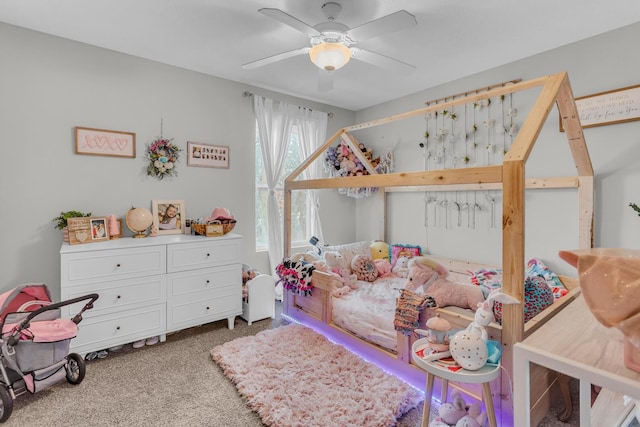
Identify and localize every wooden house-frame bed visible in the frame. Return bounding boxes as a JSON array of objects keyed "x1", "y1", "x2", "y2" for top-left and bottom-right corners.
[{"x1": 282, "y1": 72, "x2": 593, "y2": 426}]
